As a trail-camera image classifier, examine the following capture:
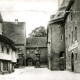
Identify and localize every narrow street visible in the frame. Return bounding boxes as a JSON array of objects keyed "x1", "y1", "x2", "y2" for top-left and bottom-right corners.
[{"x1": 0, "y1": 67, "x2": 80, "y2": 80}]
